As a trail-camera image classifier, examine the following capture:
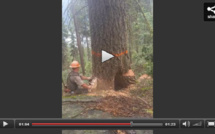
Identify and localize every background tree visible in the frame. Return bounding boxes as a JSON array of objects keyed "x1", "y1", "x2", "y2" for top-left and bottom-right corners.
[{"x1": 71, "y1": 4, "x2": 86, "y2": 75}]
